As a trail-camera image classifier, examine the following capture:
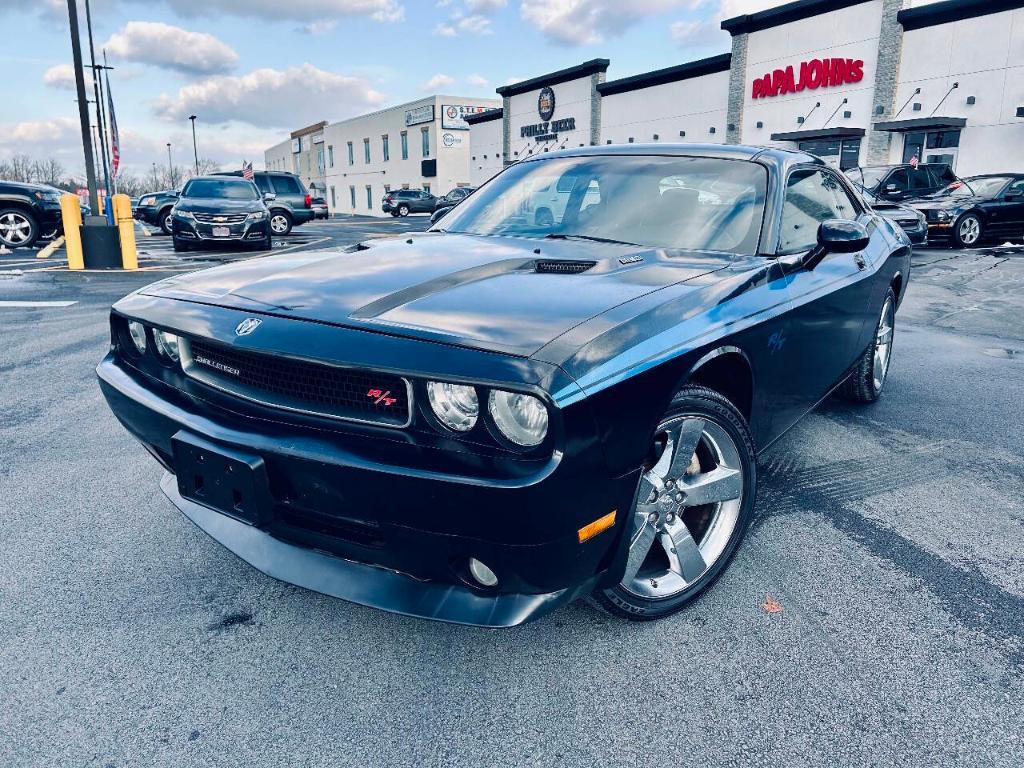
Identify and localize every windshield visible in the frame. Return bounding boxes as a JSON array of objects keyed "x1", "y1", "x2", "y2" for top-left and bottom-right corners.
[
  {"x1": 934, "y1": 177, "x2": 1011, "y2": 199},
  {"x1": 438, "y1": 155, "x2": 767, "y2": 254},
  {"x1": 850, "y1": 167, "x2": 890, "y2": 189},
  {"x1": 182, "y1": 178, "x2": 259, "y2": 200}
]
